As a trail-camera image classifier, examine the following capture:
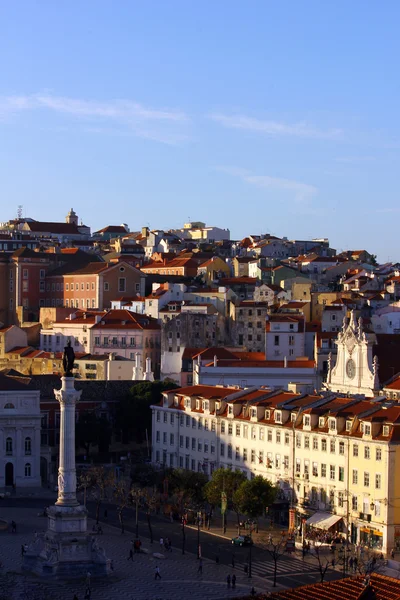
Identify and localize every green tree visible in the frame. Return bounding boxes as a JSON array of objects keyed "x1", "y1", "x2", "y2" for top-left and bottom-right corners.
[
  {"x1": 233, "y1": 475, "x2": 277, "y2": 519},
  {"x1": 75, "y1": 412, "x2": 98, "y2": 457},
  {"x1": 204, "y1": 467, "x2": 246, "y2": 527},
  {"x1": 81, "y1": 465, "x2": 115, "y2": 523},
  {"x1": 112, "y1": 479, "x2": 132, "y2": 534},
  {"x1": 204, "y1": 468, "x2": 246, "y2": 507},
  {"x1": 167, "y1": 468, "x2": 208, "y2": 510},
  {"x1": 75, "y1": 411, "x2": 112, "y2": 457},
  {"x1": 116, "y1": 380, "x2": 178, "y2": 444}
]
